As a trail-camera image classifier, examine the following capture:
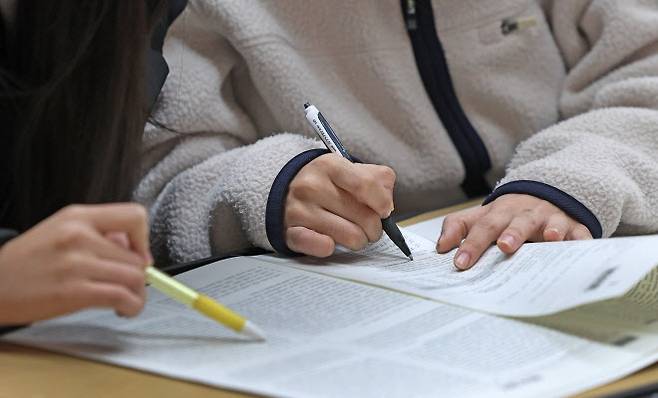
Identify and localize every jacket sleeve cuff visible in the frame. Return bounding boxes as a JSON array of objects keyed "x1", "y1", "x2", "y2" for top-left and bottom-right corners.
[
  {"x1": 483, "y1": 180, "x2": 603, "y2": 238},
  {"x1": 265, "y1": 149, "x2": 329, "y2": 255}
]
